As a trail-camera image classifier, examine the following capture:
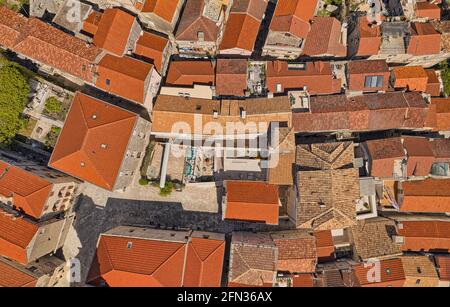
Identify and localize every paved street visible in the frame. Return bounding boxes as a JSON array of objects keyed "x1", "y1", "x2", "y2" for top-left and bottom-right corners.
[{"x1": 62, "y1": 183, "x2": 295, "y2": 285}]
